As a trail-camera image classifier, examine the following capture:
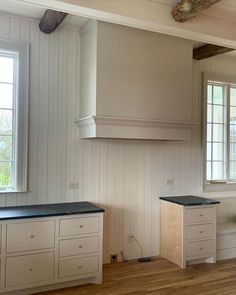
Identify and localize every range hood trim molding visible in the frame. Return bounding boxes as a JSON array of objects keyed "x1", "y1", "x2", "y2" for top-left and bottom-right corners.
[{"x1": 76, "y1": 116, "x2": 199, "y2": 141}]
